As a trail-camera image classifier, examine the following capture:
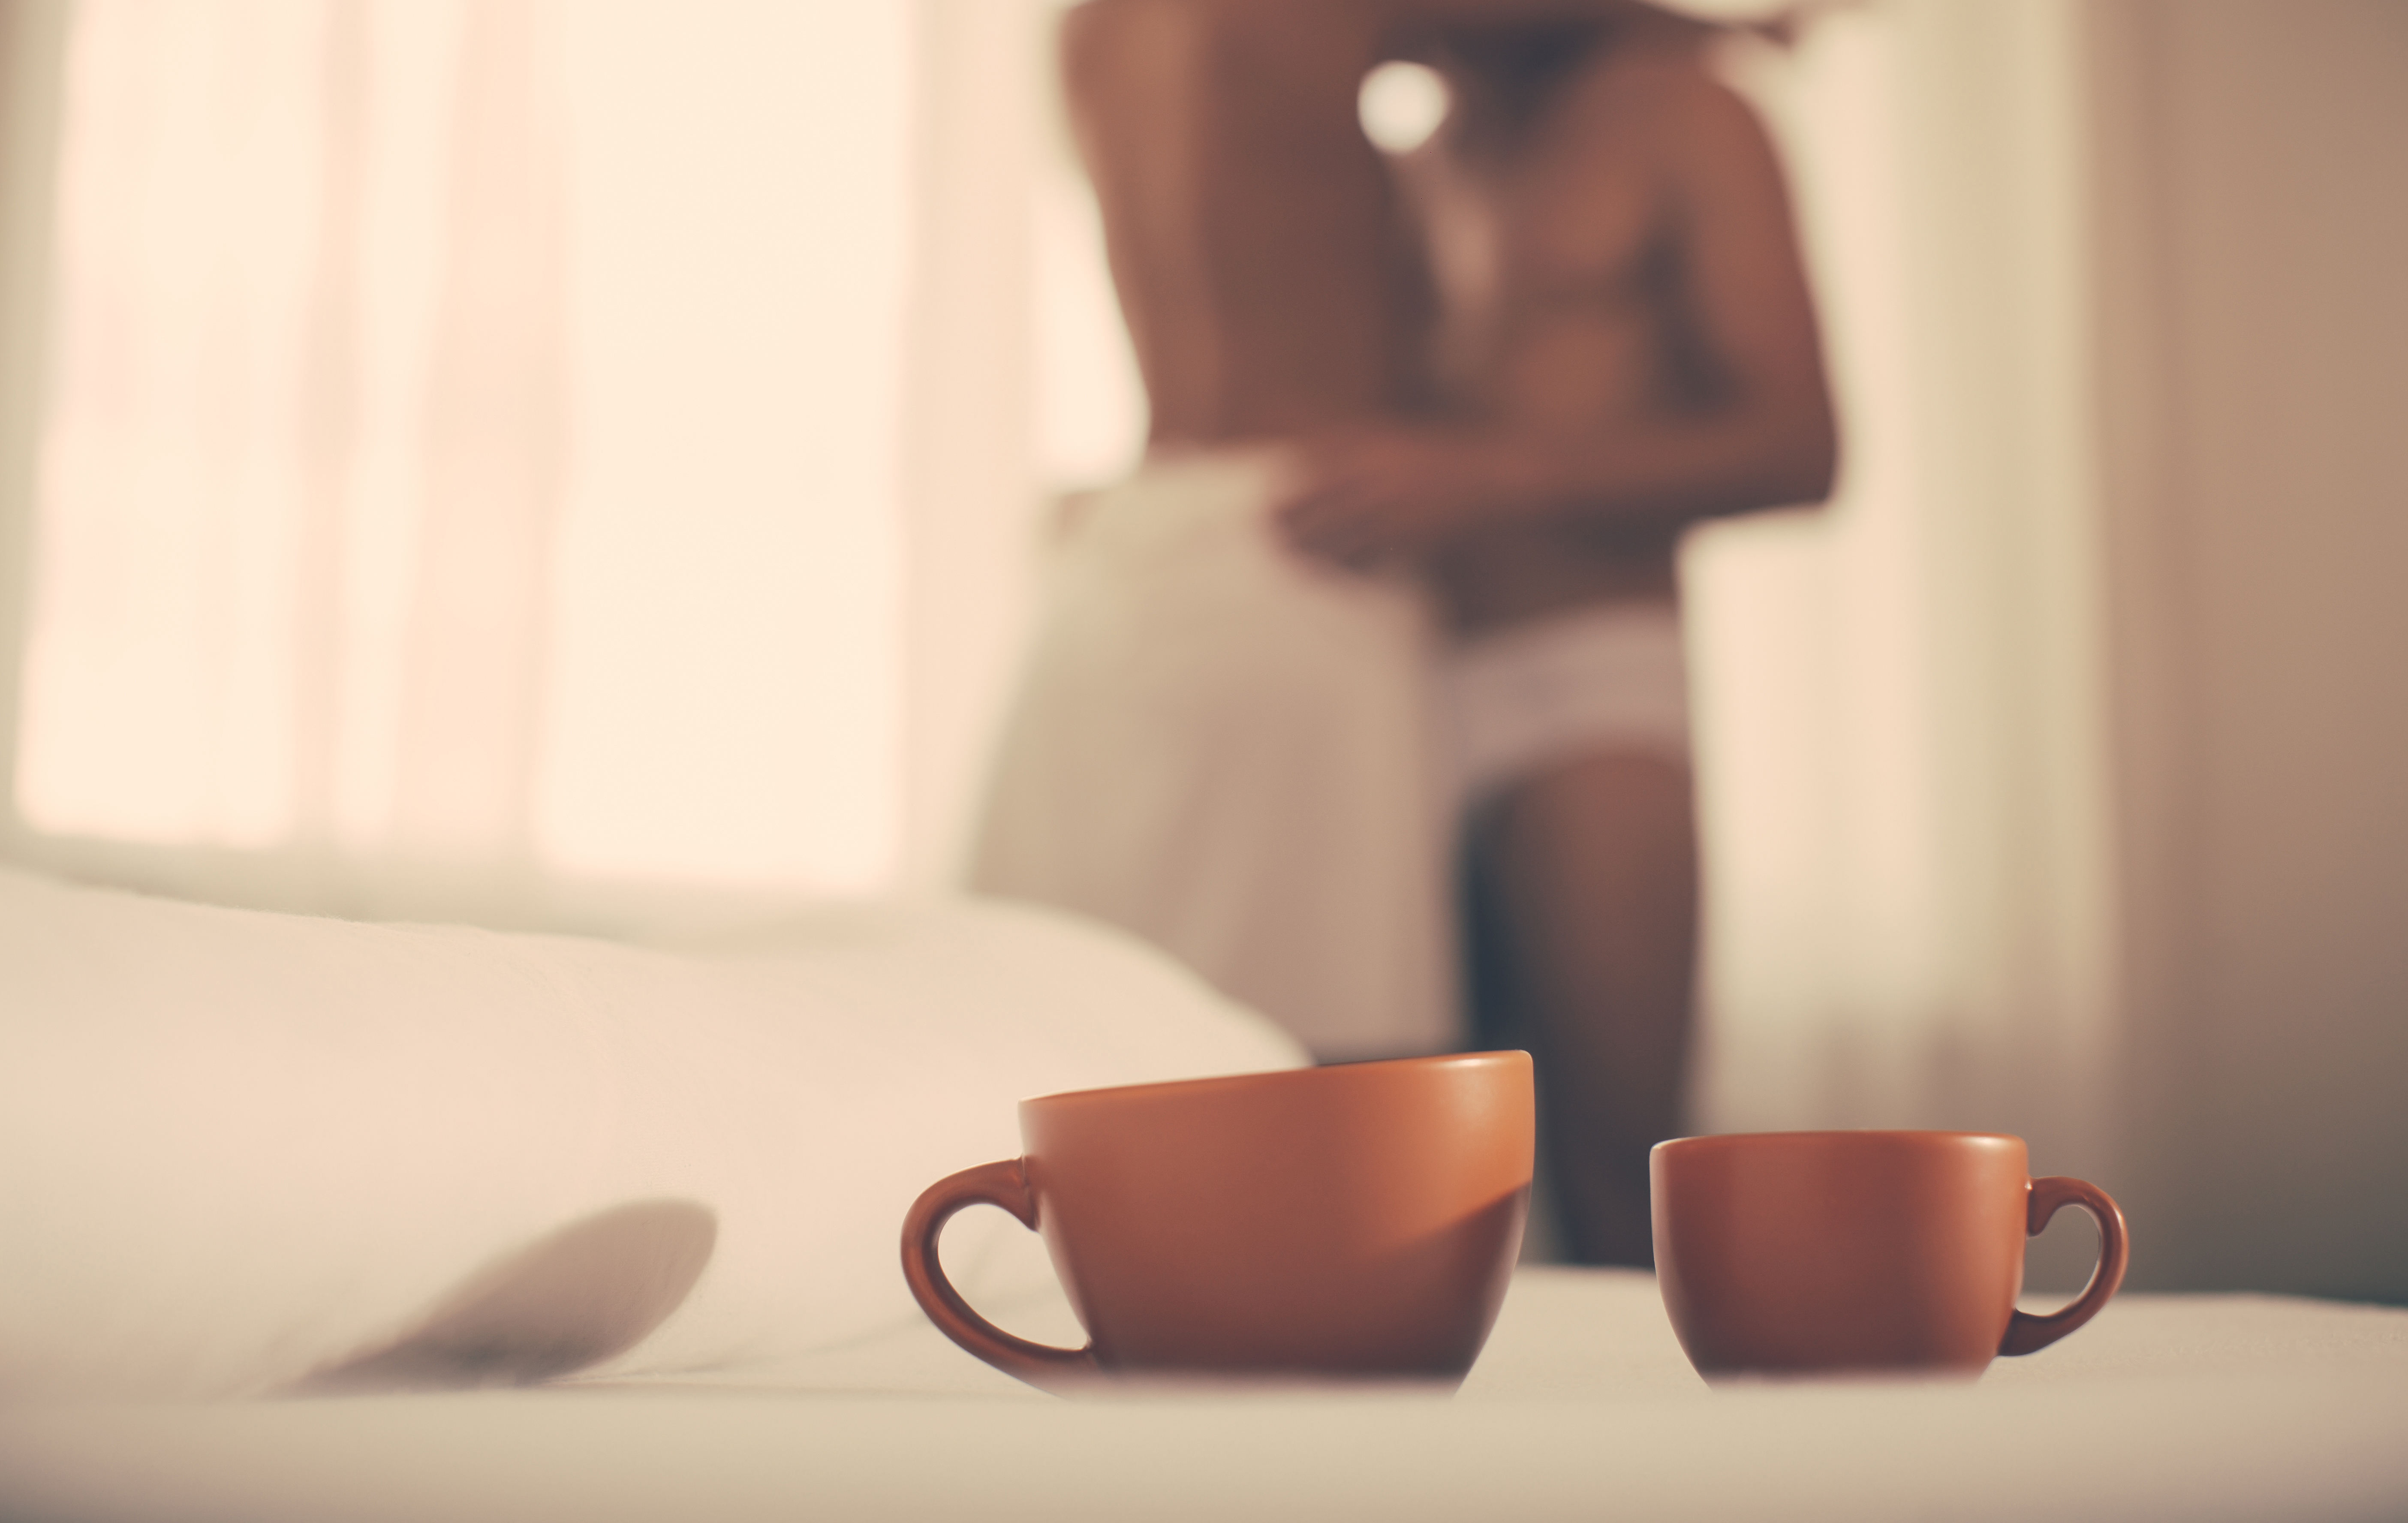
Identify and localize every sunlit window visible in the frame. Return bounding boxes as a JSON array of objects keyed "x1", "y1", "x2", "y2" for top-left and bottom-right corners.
[{"x1": 15, "y1": 0, "x2": 911, "y2": 892}]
